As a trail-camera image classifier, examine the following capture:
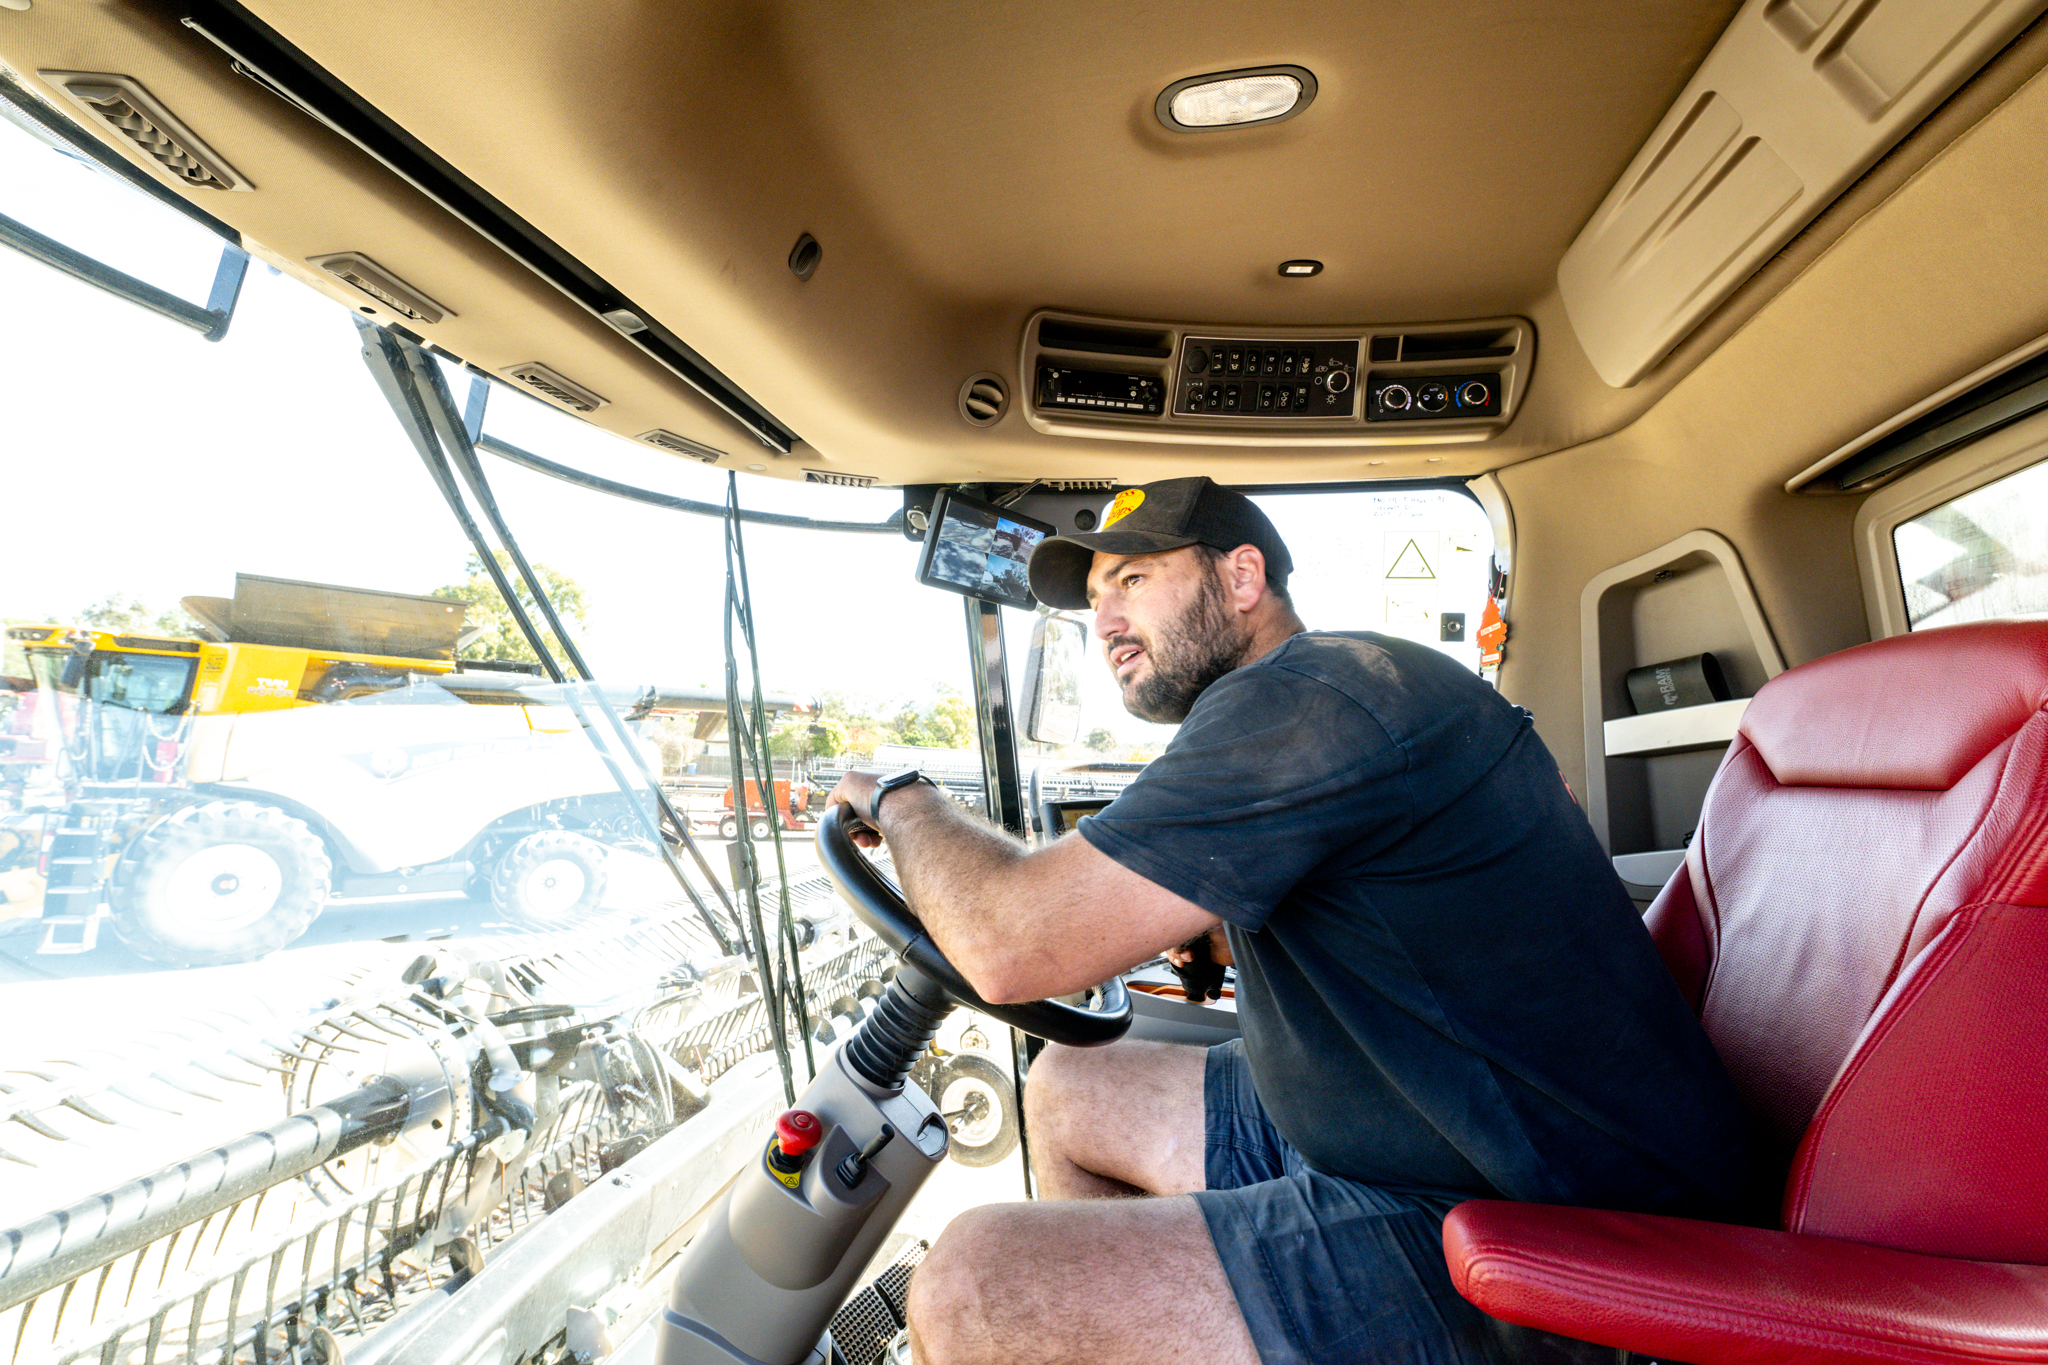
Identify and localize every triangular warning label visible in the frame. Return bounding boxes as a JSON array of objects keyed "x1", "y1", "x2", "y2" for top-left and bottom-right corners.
[{"x1": 1386, "y1": 538, "x2": 1435, "y2": 579}]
